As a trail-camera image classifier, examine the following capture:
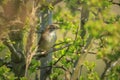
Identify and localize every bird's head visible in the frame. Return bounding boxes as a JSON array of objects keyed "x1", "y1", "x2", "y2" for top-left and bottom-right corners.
[{"x1": 46, "y1": 24, "x2": 60, "y2": 32}]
